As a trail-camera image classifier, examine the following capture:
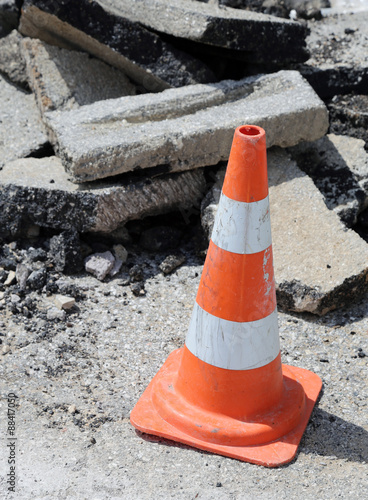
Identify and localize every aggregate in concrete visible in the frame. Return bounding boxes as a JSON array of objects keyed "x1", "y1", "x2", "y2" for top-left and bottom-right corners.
[
  {"x1": 289, "y1": 134, "x2": 368, "y2": 227},
  {"x1": 46, "y1": 70, "x2": 328, "y2": 183},
  {"x1": 0, "y1": 247, "x2": 367, "y2": 498},
  {"x1": 296, "y1": 11, "x2": 368, "y2": 98},
  {"x1": 0, "y1": 157, "x2": 206, "y2": 236},
  {"x1": 0, "y1": 74, "x2": 48, "y2": 167},
  {"x1": 19, "y1": 0, "x2": 215, "y2": 92},
  {"x1": 21, "y1": 37, "x2": 137, "y2": 115},
  {"x1": 98, "y1": 0, "x2": 309, "y2": 64},
  {"x1": 202, "y1": 148, "x2": 368, "y2": 315}
]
